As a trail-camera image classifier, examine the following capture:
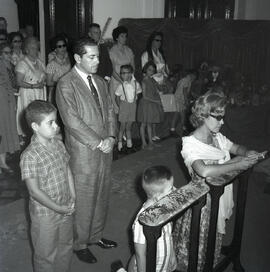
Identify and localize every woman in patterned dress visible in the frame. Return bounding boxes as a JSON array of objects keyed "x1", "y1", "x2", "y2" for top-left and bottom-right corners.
[
  {"x1": 174, "y1": 91, "x2": 260, "y2": 271},
  {"x1": 15, "y1": 37, "x2": 46, "y2": 137},
  {"x1": 46, "y1": 35, "x2": 71, "y2": 103},
  {"x1": 0, "y1": 42, "x2": 20, "y2": 173}
]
